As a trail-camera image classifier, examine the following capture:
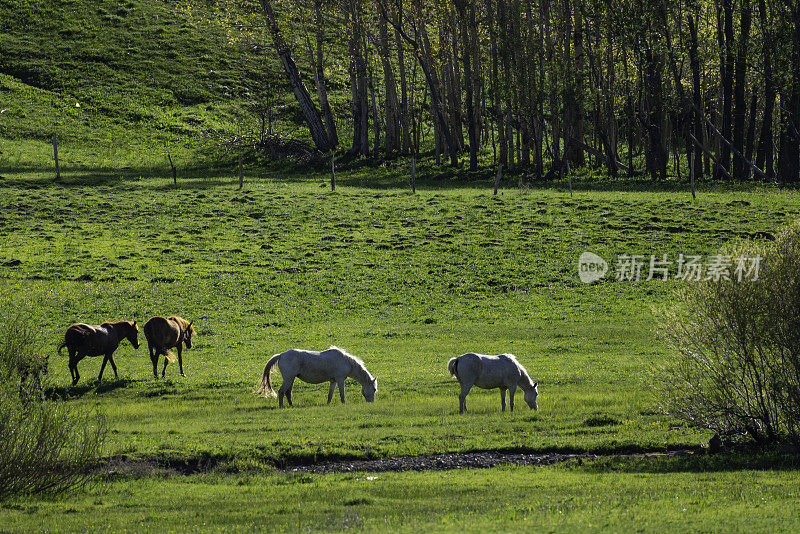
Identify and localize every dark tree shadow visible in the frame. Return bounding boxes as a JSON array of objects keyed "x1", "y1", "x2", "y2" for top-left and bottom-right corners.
[
  {"x1": 577, "y1": 449, "x2": 800, "y2": 474},
  {"x1": 45, "y1": 378, "x2": 136, "y2": 400}
]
